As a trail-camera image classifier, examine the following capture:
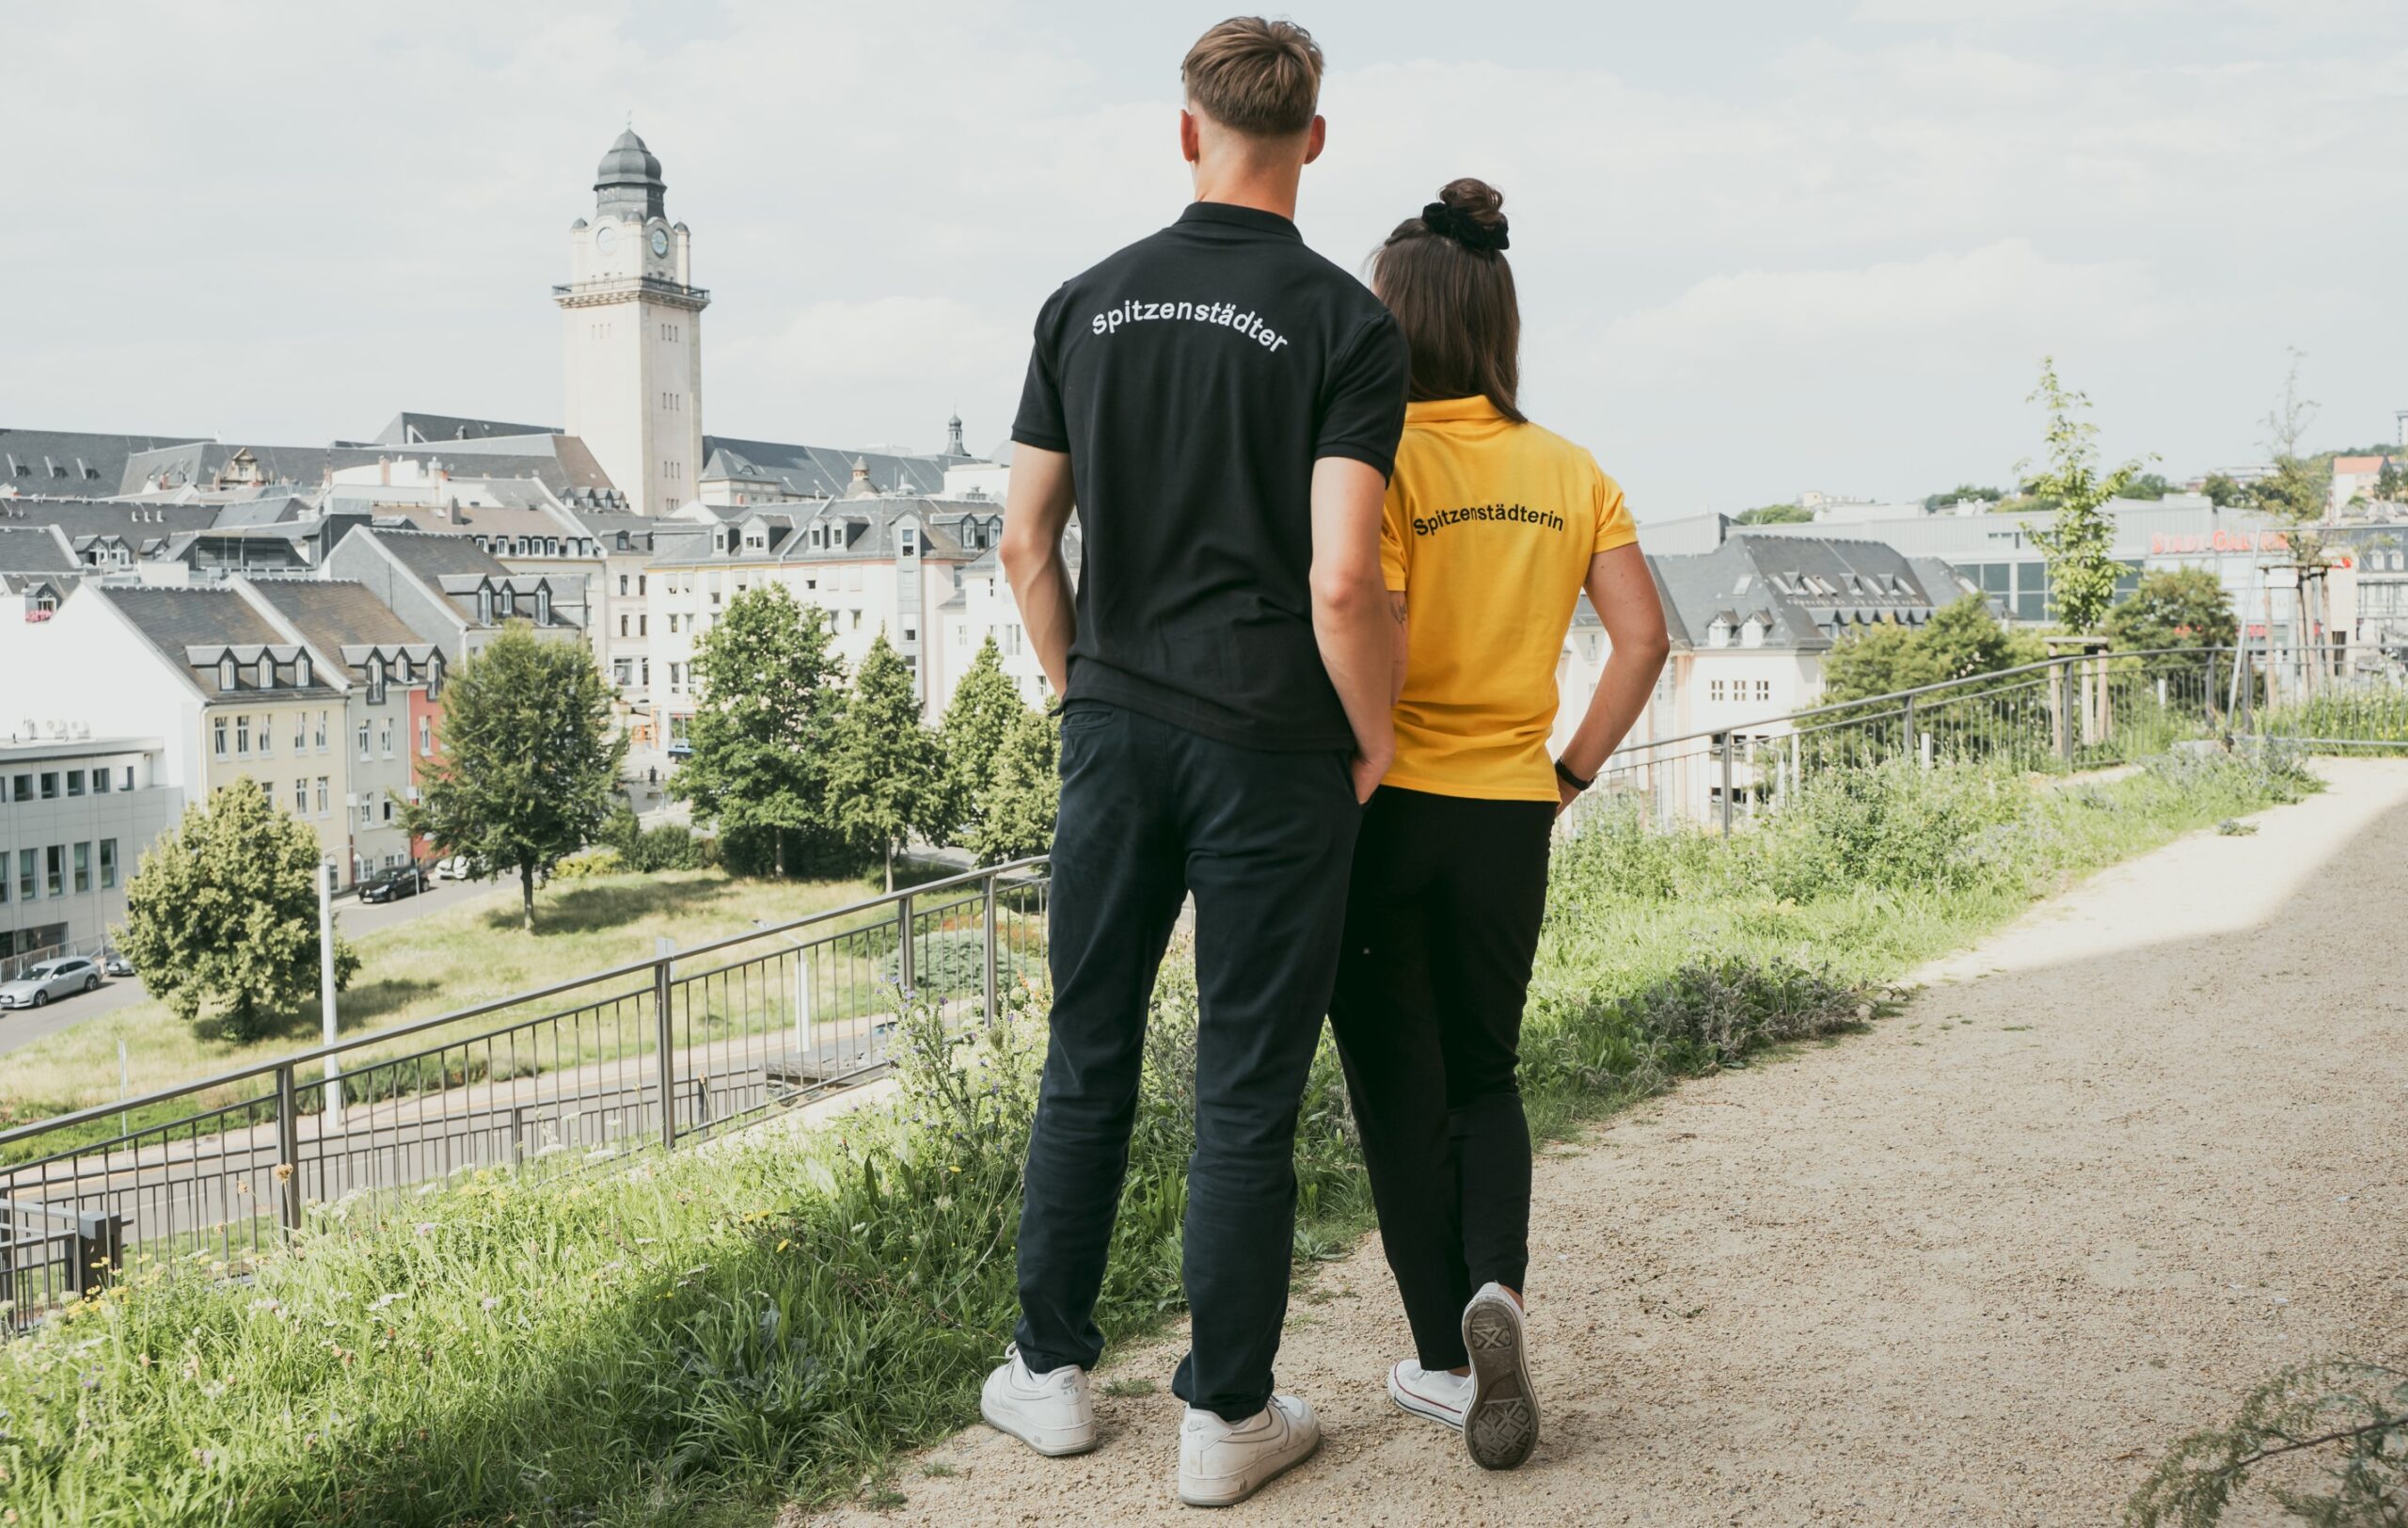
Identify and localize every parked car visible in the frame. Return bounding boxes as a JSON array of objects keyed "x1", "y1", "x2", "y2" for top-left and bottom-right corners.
[
  {"x1": 431, "y1": 853, "x2": 485, "y2": 882},
  {"x1": 0, "y1": 957, "x2": 103, "y2": 1010},
  {"x1": 101, "y1": 950, "x2": 135, "y2": 978},
  {"x1": 358, "y1": 865, "x2": 428, "y2": 904}
]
